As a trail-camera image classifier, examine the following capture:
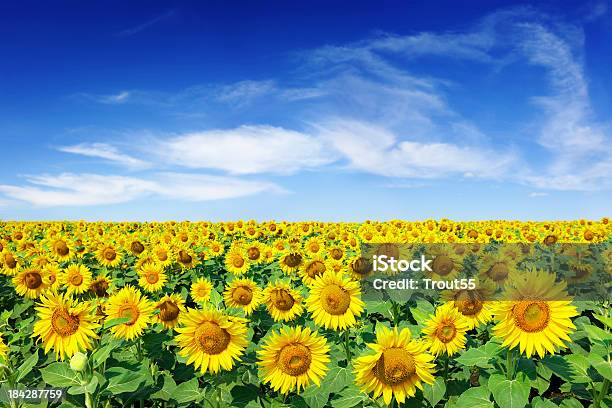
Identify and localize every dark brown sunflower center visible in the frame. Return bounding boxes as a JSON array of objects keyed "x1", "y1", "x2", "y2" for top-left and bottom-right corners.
[
  {"x1": 377, "y1": 244, "x2": 400, "y2": 260},
  {"x1": 131, "y1": 241, "x2": 145, "y2": 254},
  {"x1": 24, "y1": 271, "x2": 43, "y2": 289},
  {"x1": 118, "y1": 304, "x2": 140, "y2": 326},
  {"x1": 284, "y1": 253, "x2": 302, "y2": 268},
  {"x1": 51, "y1": 309, "x2": 80, "y2": 337},
  {"x1": 436, "y1": 323, "x2": 457, "y2": 343},
  {"x1": 433, "y1": 255, "x2": 454, "y2": 276},
  {"x1": 4, "y1": 254, "x2": 17, "y2": 269},
  {"x1": 232, "y1": 286, "x2": 253, "y2": 305},
  {"x1": 54, "y1": 241, "x2": 69, "y2": 256},
  {"x1": 330, "y1": 248, "x2": 343, "y2": 260},
  {"x1": 196, "y1": 321, "x2": 230, "y2": 355},
  {"x1": 90, "y1": 280, "x2": 109, "y2": 297},
  {"x1": 374, "y1": 348, "x2": 416, "y2": 385},
  {"x1": 513, "y1": 301, "x2": 550, "y2": 332},
  {"x1": 278, "y1": 343, "x2": 312, "y2": 376},
  {"x1": 272, "y1": 289, "x2": 295, "y2": 311},
  {"x1": 351, "y1": 257, "x2": 372, "y2": 276},
  {"x1": 306, "y1": 260, "x2": 326, "y2": 279},
  {"x1": 456, "y1": 298, "x2": 483, "y2": 316},
  {"x1": 488, "y1": 262, "x2": 508, "y2": 281},
  {"x1": 178, "y1": 250, "x2": 192, "y2": 264},
  {"x1": 158, "y1": 301, "x2": 180, "y2": 322},
  {"x1": 104, "y1": 248, "x2": 117, "y2": 261},
  {"x1": 247, "y1": 247, "x2": 260, "y2": 261},
  {"x1": 320, "y1": 284, "x2": 351, "y2": 315}
]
